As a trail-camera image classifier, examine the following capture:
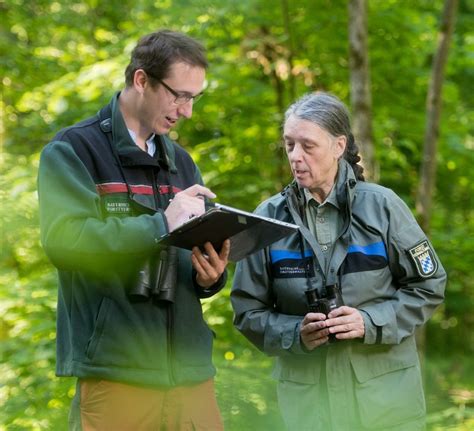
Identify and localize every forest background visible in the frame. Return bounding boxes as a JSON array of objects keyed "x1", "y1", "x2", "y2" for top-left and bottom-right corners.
[{"x1": 1, "y1": 0, "x2": 473, "y2": 430}]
